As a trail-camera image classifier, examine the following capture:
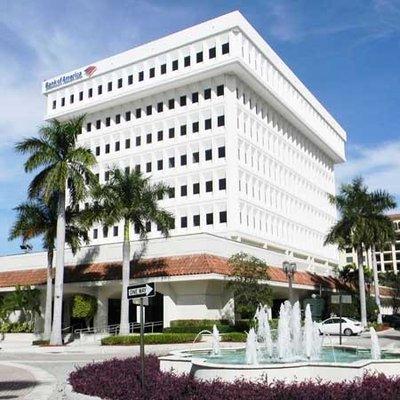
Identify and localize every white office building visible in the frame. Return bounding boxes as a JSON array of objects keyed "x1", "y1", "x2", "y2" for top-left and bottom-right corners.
[{"x1": 0, "y1": 11, "x2": 347, "y2": 331}]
